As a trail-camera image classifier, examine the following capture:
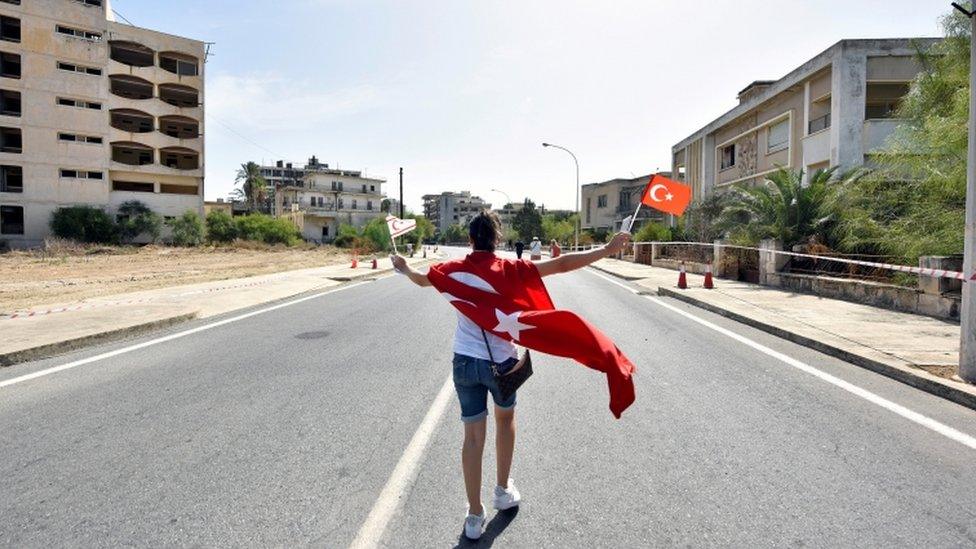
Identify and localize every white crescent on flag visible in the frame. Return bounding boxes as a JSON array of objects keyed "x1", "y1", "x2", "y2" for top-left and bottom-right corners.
[{"x1": 386, "y1": 215, "x2": 417, "y2": 238}]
